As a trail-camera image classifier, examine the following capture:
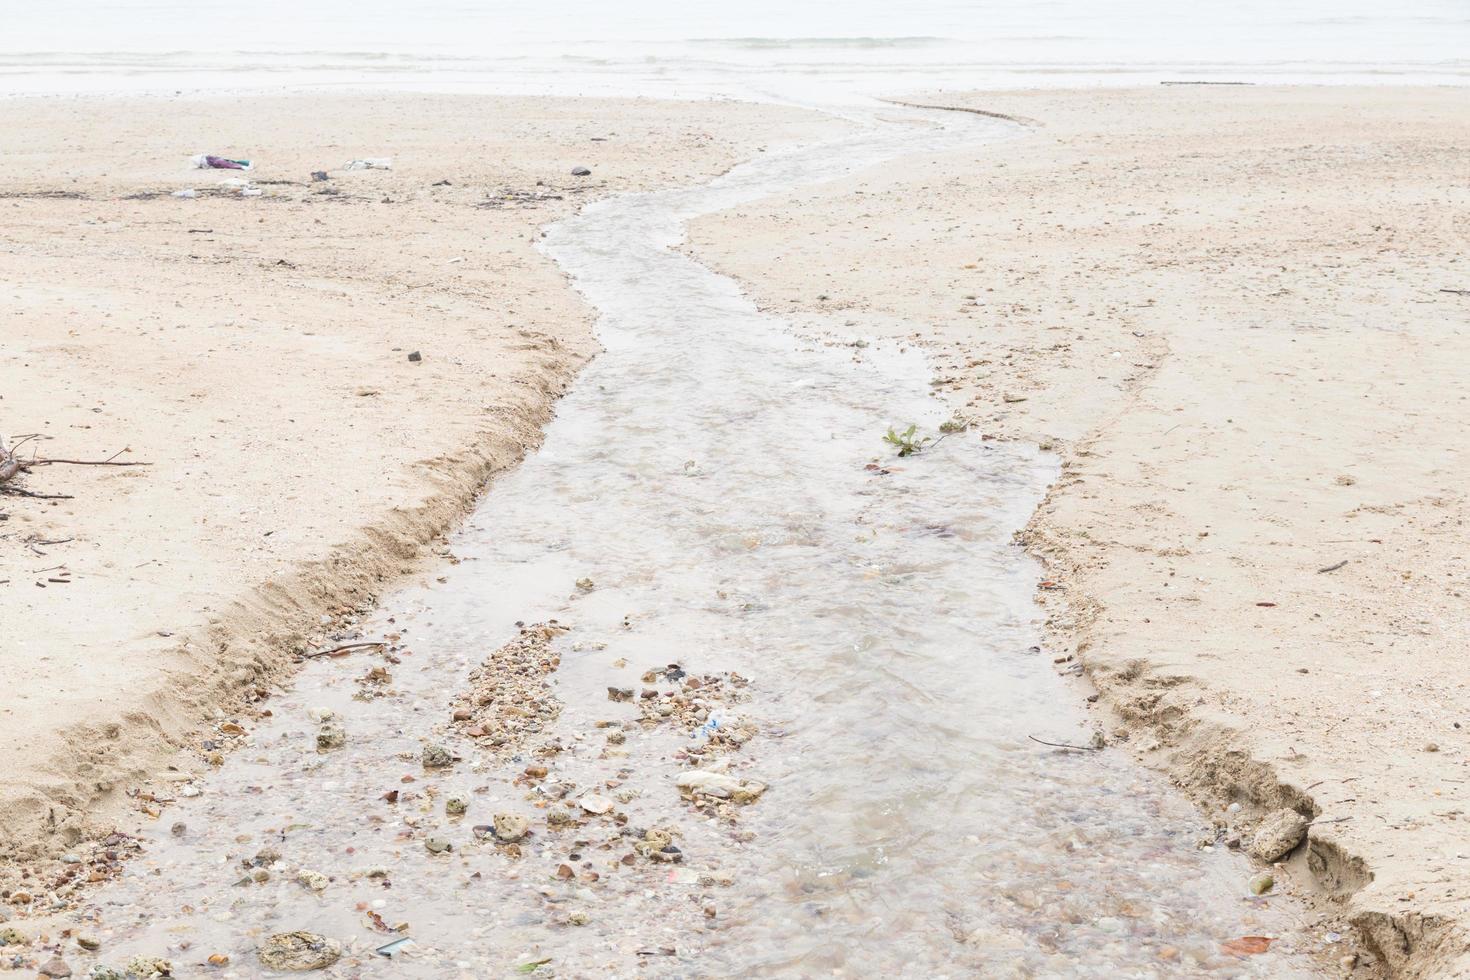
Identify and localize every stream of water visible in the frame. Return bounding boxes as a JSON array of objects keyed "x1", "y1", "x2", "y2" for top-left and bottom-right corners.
[{"x1": 58, "y1": 104, "x2": 1337, "y2": 978}]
